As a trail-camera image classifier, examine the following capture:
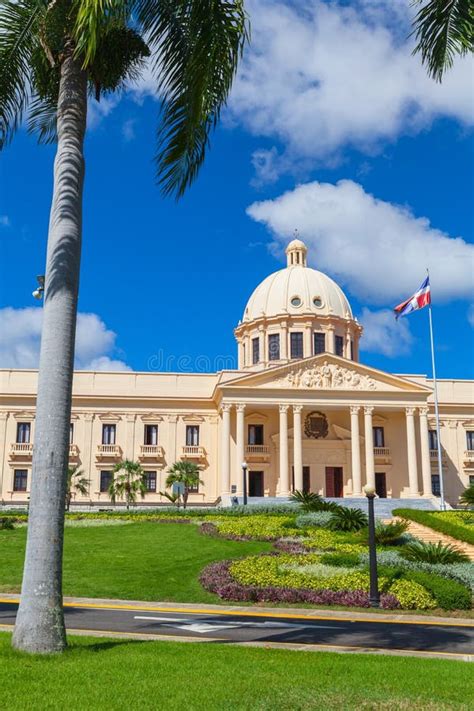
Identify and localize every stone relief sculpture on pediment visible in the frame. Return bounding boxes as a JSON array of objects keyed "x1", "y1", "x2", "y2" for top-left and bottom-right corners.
[{"x1": 271, "y1": 361, "x2": 378, "y2": 391}]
